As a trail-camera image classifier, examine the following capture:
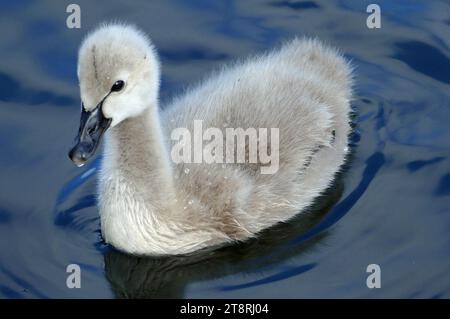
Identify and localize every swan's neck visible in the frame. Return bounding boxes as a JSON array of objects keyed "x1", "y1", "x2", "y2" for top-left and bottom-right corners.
[
  {"x1": 103, "y1": 104, "x2": 175, "y2": 207},
  {"x1": 100, "y1": 103, "x2": 226, "y2": 254}
]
